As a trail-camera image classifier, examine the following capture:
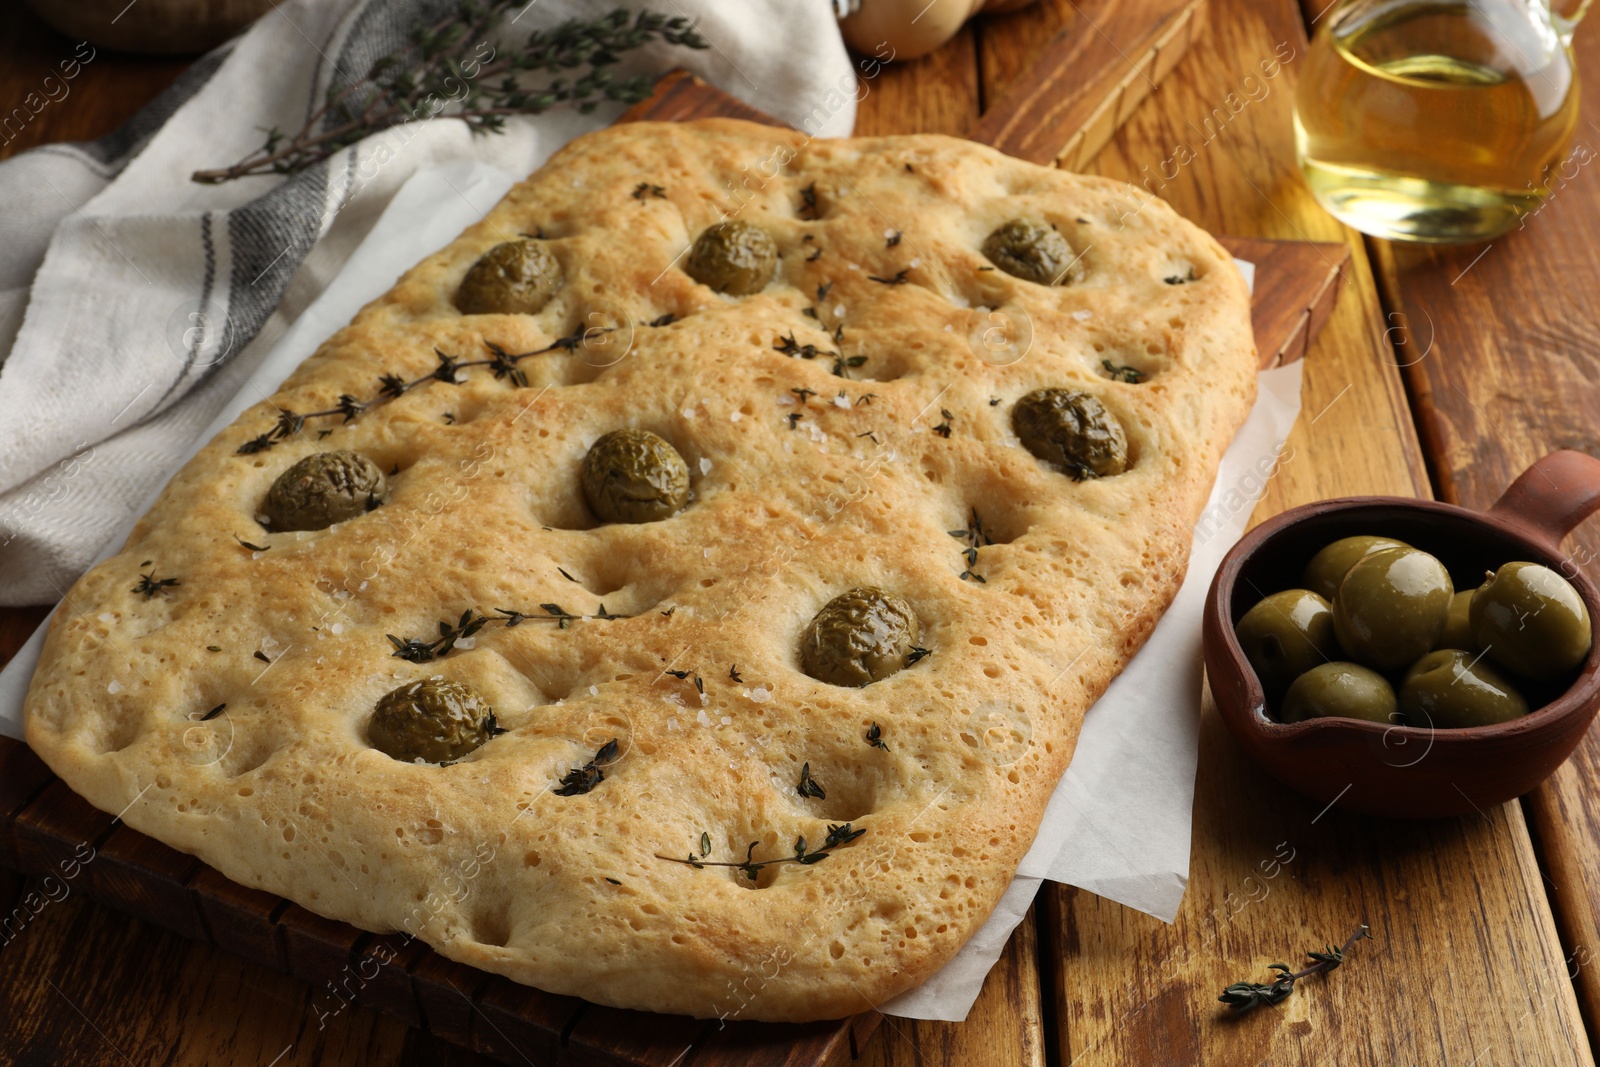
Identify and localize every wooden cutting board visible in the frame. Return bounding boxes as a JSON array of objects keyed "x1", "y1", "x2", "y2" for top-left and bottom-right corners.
[{"x1": 0, "y1": 21, "x2": 1349, "y2": 1067}]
